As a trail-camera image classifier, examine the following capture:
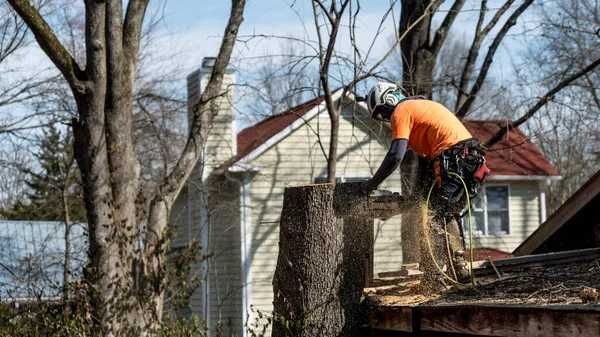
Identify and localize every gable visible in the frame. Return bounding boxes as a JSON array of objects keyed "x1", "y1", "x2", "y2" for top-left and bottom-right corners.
[{"x1": 236, "y1": 96, "x2": 326, "y2": 162}]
